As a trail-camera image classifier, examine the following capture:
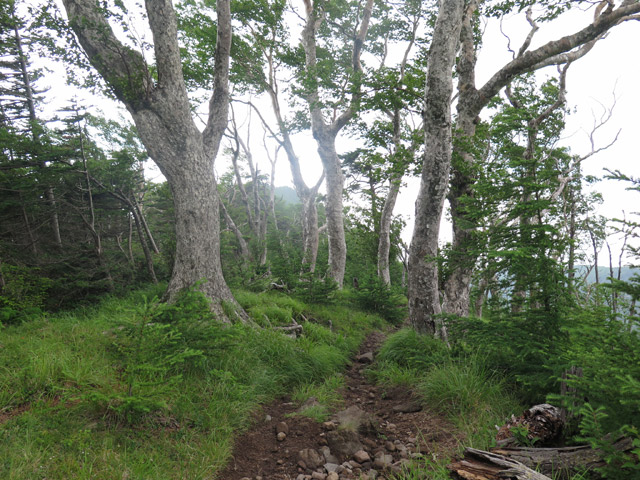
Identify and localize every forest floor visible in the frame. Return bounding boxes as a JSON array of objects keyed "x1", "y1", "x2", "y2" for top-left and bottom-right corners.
[{"x1": 218, "y1": 332, "x2": 460, "y2": 480}]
